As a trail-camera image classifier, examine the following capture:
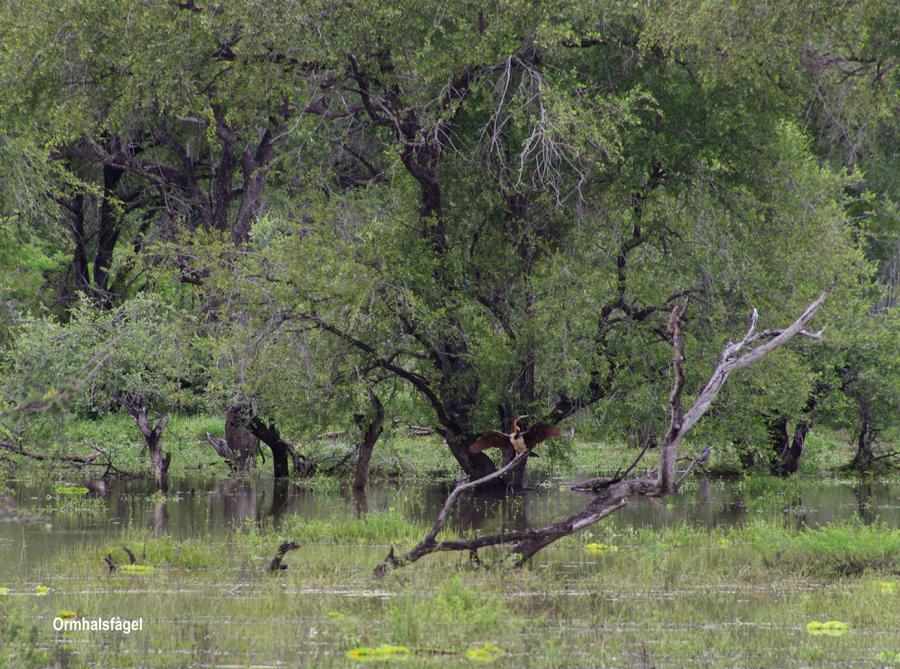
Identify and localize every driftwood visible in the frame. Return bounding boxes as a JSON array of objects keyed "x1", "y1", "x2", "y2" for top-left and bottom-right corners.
[
  {"x1": 104, "y1": 545, "x2": 138, "y2": 573},
  {"x1": 375, "y1": 291, "x2": 829, "y2": 574},
  {"x1": 269, "y1": 541, "x2": 300, "y2": 572}
]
